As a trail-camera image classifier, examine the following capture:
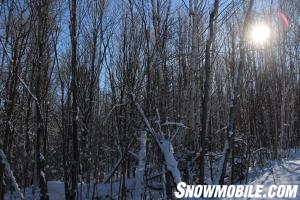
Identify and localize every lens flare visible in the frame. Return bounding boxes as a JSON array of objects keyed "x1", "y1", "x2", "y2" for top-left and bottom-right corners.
[
  {"x1": 250, "y1": 23, "x2": 270, "y2": 45},
  {"x1": 277, "y1": 11, "x2": 290, "y2": 28}
]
